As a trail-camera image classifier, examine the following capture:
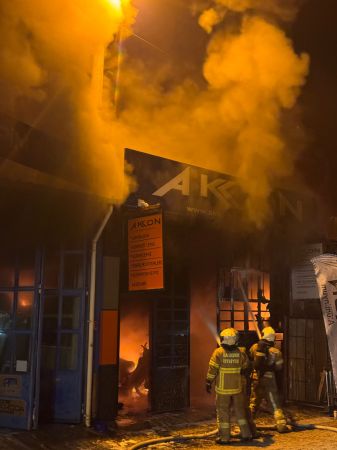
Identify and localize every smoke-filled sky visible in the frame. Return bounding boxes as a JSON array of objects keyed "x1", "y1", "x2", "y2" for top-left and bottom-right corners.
[{"x1": 0, "y1": 0, "x2": 336, "y2": 225}]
